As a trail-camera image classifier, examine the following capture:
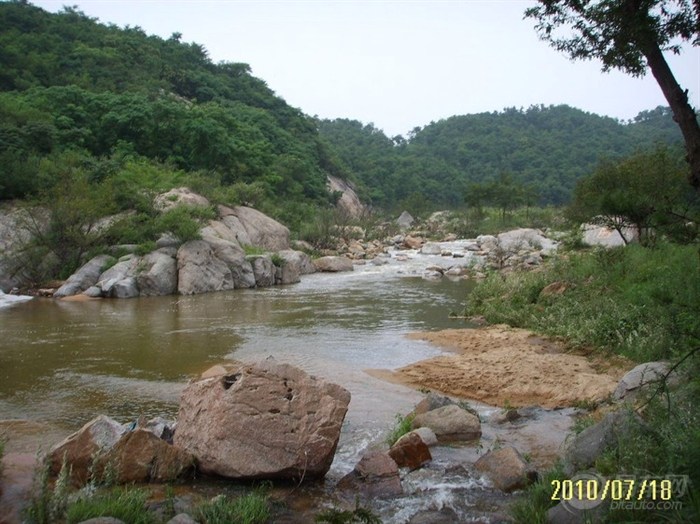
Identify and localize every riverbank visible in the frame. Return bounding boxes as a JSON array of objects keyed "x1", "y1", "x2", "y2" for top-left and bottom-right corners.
[{"x1": 373, "y1": 325, "x2": 632, "y2": 409}]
